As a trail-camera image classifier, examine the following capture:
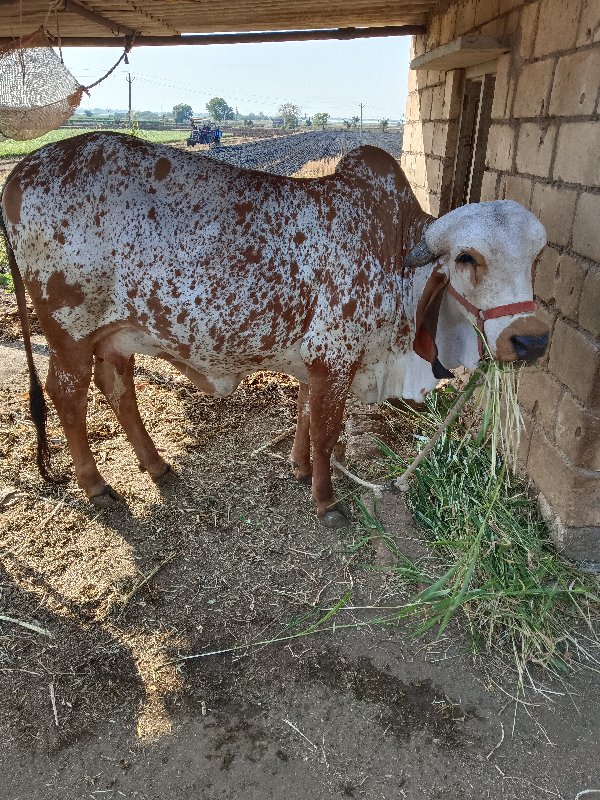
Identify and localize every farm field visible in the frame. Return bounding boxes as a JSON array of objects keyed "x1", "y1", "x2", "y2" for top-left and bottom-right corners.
[
  {"x1": 1, "y1": 131, "x2": 599, "y2": 800},
  {"x1": 0, "y1": 127, "x2": 190, "y2": 158}
]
